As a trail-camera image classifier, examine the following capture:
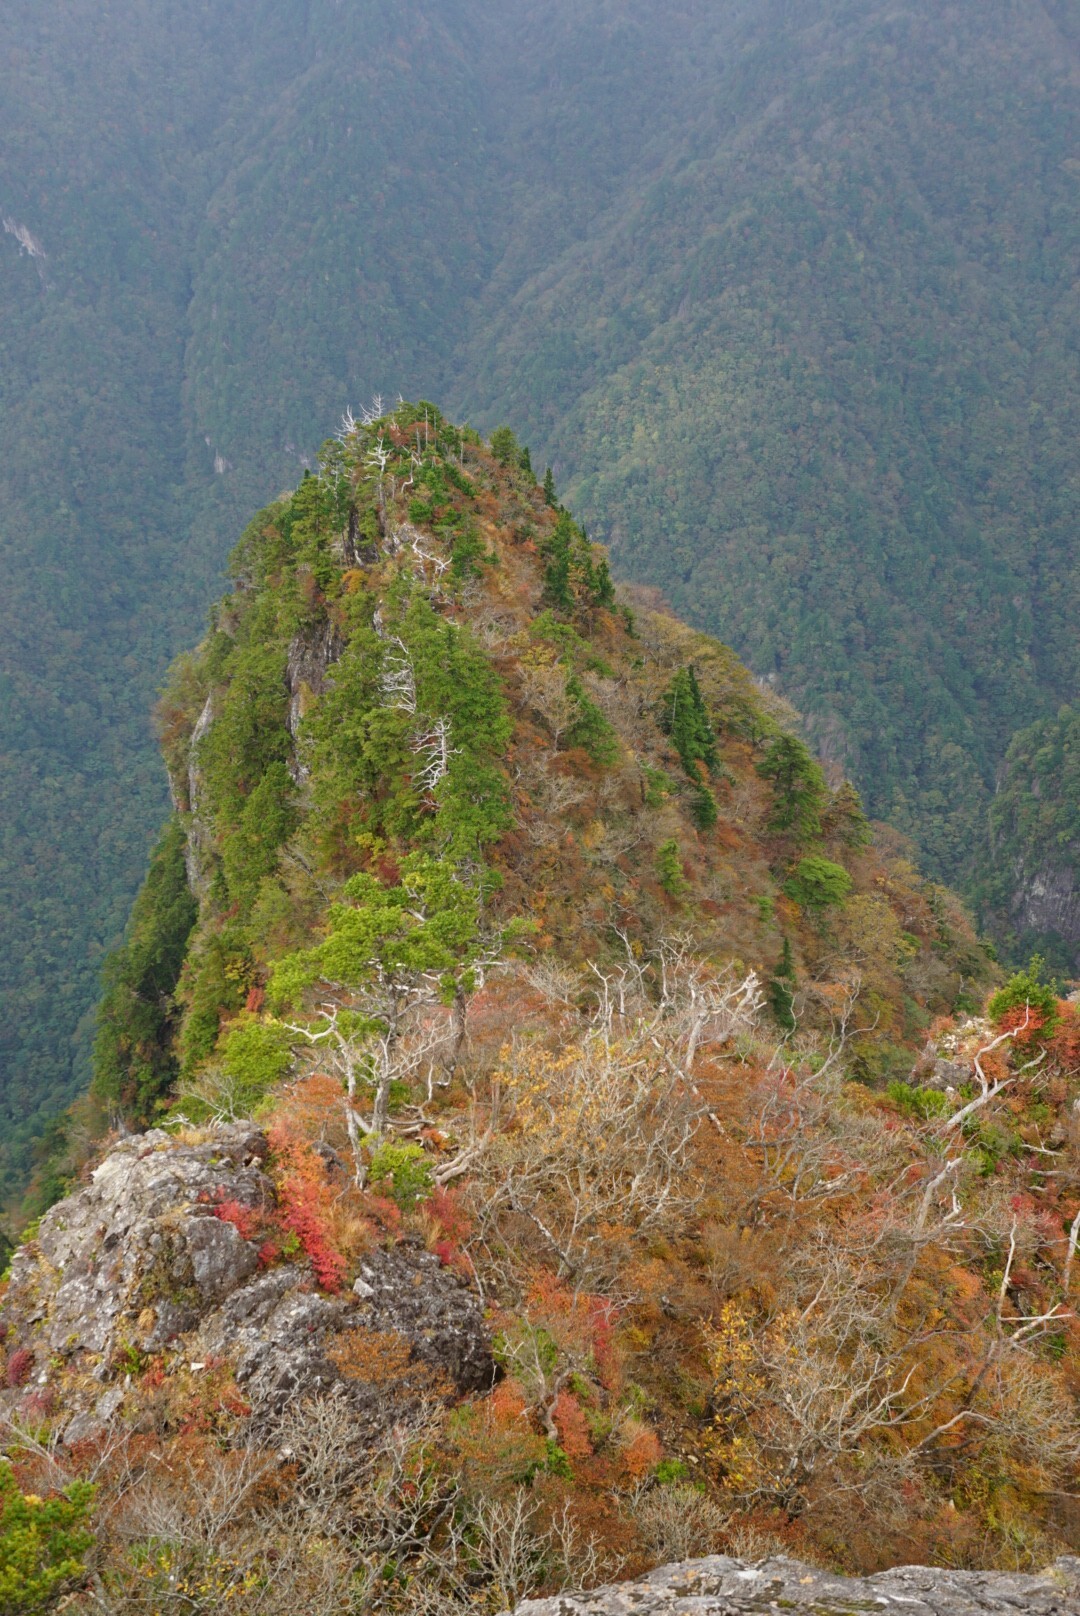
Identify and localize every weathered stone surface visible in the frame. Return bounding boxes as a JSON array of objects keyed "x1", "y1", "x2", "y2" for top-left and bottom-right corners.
[
  {"x1": 351, "y1": 1238, "x2": 495, "y2": 1395},
  {"x1": 2, "y1": 1123, "x2": 270, "y2": 1363},
  {"x1": 285, "y1": 617, "x2": 344, "y2": 779},
  {"x1": 193, "y1": 1236, "x2": 495, "y2": 1426},
  {"x1": 928, "y1": 1057, "x2": 968, "y2": 1091},
  {"x1": 1010, "y1": 858, "x2": 1080, "y2": 963},
  {"x1": 510, "y1": 1554, "x2": 1080, "y2": 1616},
  {"x1": 0, "y1": 1124, "x2": 493, "y2": 1444}
]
